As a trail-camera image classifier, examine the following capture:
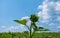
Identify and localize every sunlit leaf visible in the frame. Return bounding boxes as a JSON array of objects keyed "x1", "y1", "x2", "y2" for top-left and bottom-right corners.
[
  {"x1": 14, "y1": 20, "x2": 20, "y2": 23},
  {"x1": 14, "y1": 19, "x2": 27, "y2": 25}
]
